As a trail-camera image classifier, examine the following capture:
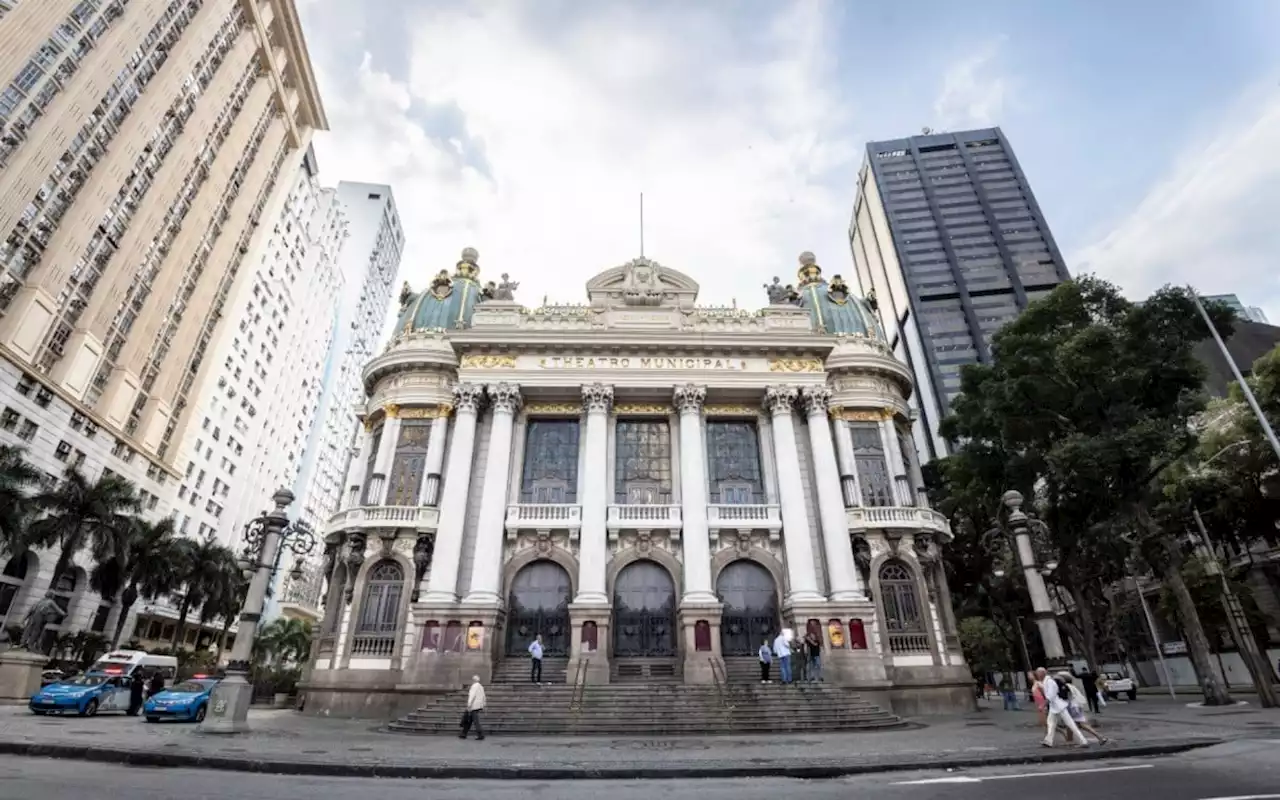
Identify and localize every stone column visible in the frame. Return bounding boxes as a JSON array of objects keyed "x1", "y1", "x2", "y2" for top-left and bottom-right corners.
[
  {"x1": 462, "y1": 383, "x2": 522, "y2": 606},
  {"x1": 832, "y1": 416, "x2": 861, "y2": 508},
  {"x1": 345, "y1": 425, "x2": 375, "y2": 509},
  {"x1": 763, "y1": 386, "x2": 824, "y2": 603},
  {"x1": 417, "y1": 408, "x2": 450, "y2": 507},
  {"x1": 369, "y1": 411, "x2": 402, "y2": 505},
  {"x1": 801, "y1": 388, "x2": 864, "y2": 601},
  {"x1": 421, "y1": 384, "x2": 484, "y2": 603},
  {"x1": 574, "y1": 383, "x2": 613, "y2": 605},
  {"x1": 881, "y1": 418, "x2": 909, "y2": 506},
  {"x1": 674, "y1": 384, "x2": 717, "y2": 604}
]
